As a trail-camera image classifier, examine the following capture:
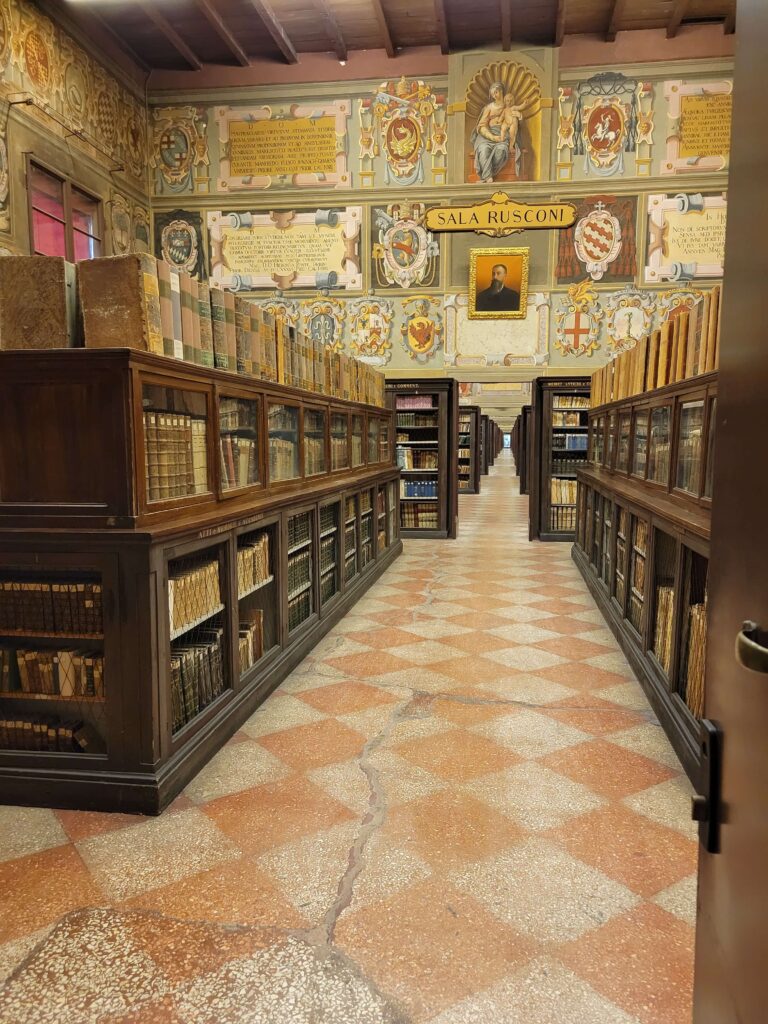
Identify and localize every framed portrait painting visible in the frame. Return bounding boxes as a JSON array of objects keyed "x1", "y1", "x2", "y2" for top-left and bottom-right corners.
[{"x1": 468, "y1": 247, "x2": 529, "y2": 319}]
